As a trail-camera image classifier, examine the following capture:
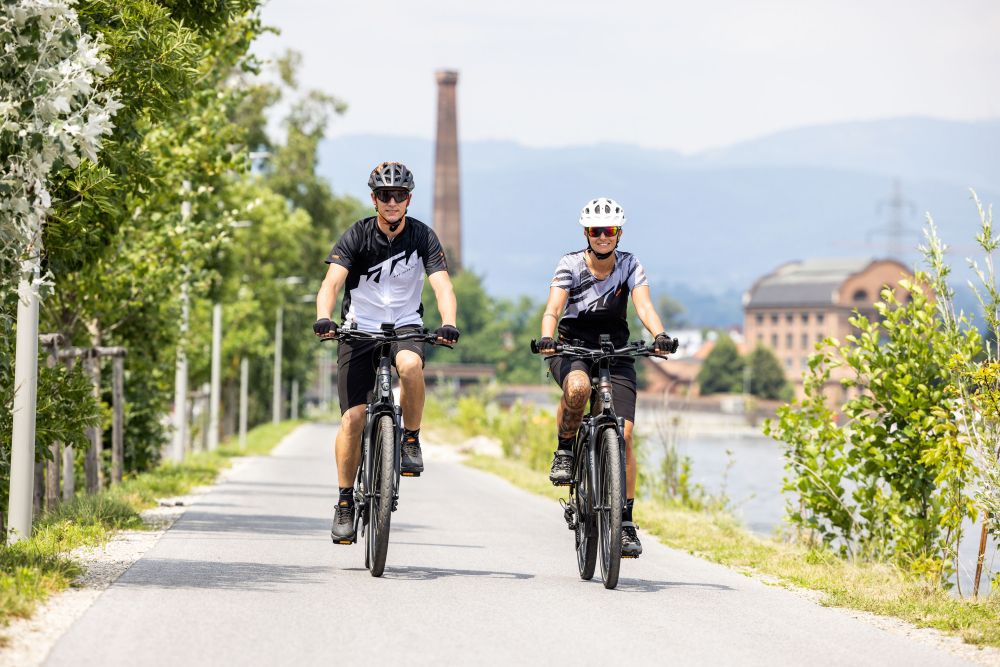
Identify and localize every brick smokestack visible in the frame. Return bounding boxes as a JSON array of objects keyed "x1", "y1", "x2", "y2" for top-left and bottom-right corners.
[{"x1": 433, "y1": 70, "x2": 461, "y2": 271}]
